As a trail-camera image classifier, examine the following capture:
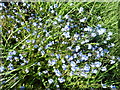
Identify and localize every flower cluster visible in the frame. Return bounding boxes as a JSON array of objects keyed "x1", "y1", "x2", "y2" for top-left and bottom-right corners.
[{"x1": 1, "y1": 2, "x2": 119, "y2": 89}]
